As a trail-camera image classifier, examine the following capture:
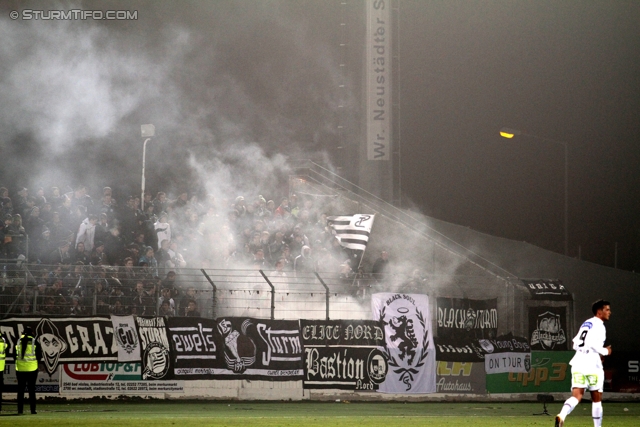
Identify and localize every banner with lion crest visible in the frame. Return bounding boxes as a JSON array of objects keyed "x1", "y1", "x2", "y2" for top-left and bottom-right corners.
[{"x1": 372, "y1": 293, "x2": 436, "y2": 394}]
